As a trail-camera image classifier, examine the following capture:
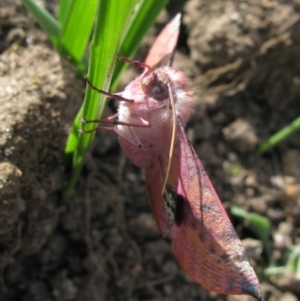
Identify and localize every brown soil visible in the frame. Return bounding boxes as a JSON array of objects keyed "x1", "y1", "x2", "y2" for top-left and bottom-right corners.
[{"x1": 1, "y1": 0, "x2": 300, "y2": 300}]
